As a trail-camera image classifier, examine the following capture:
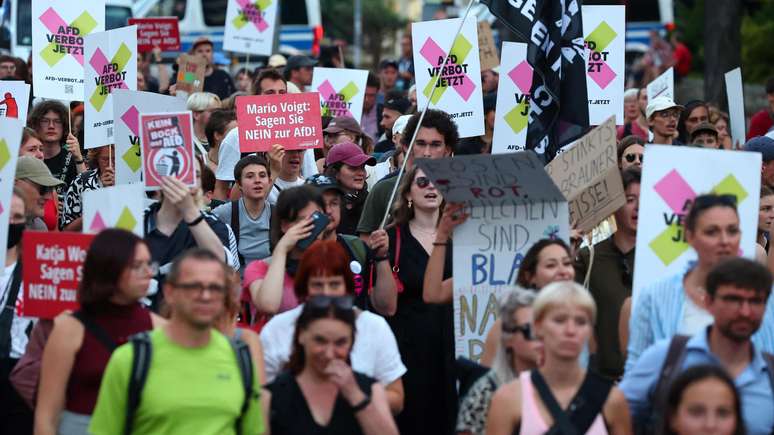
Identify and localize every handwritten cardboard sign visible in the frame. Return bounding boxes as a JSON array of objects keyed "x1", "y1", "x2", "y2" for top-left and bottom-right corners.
[
  {"x1": 235, "y1": 92, "x2": 323, "y2": 153},
  {"x1": 22, "y1": 231, "x2": 95, "y2": 318},
  {"x1": 477, "y1": 21, "x2": 499, "y2": 71},
  {"x1": 140, "y1": 111, "x2": 196, "y2": 190},
  {"x1": 128, "y1": 17, "x2": 181, "y2": 52},
  {"x1": 175, "y1": 54, "x2": 206, "y2": 98},
  {"x1": 647, "y1": 67, "x2": 674, "y2": 101},
  {"x1": 545, "y1": 116, "x2": 624, "y2": 232},
  {"x1": 417, "y1": 152, "x2": 570, "y2": 360}
]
